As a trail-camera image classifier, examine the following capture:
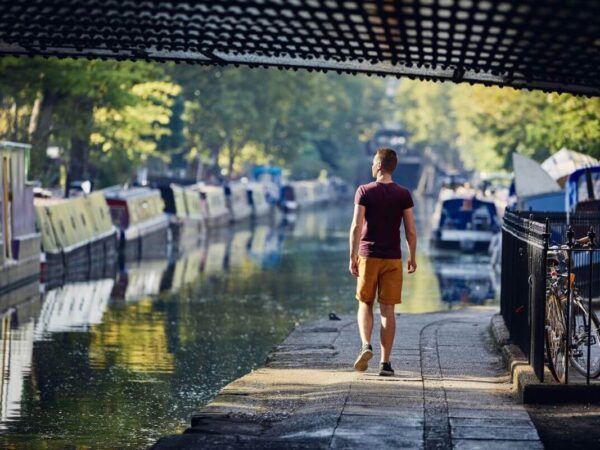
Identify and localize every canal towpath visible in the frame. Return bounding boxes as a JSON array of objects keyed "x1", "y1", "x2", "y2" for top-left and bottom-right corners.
[{"x1": 153, "y1": 306, "x2": 542, "y2": 449}]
